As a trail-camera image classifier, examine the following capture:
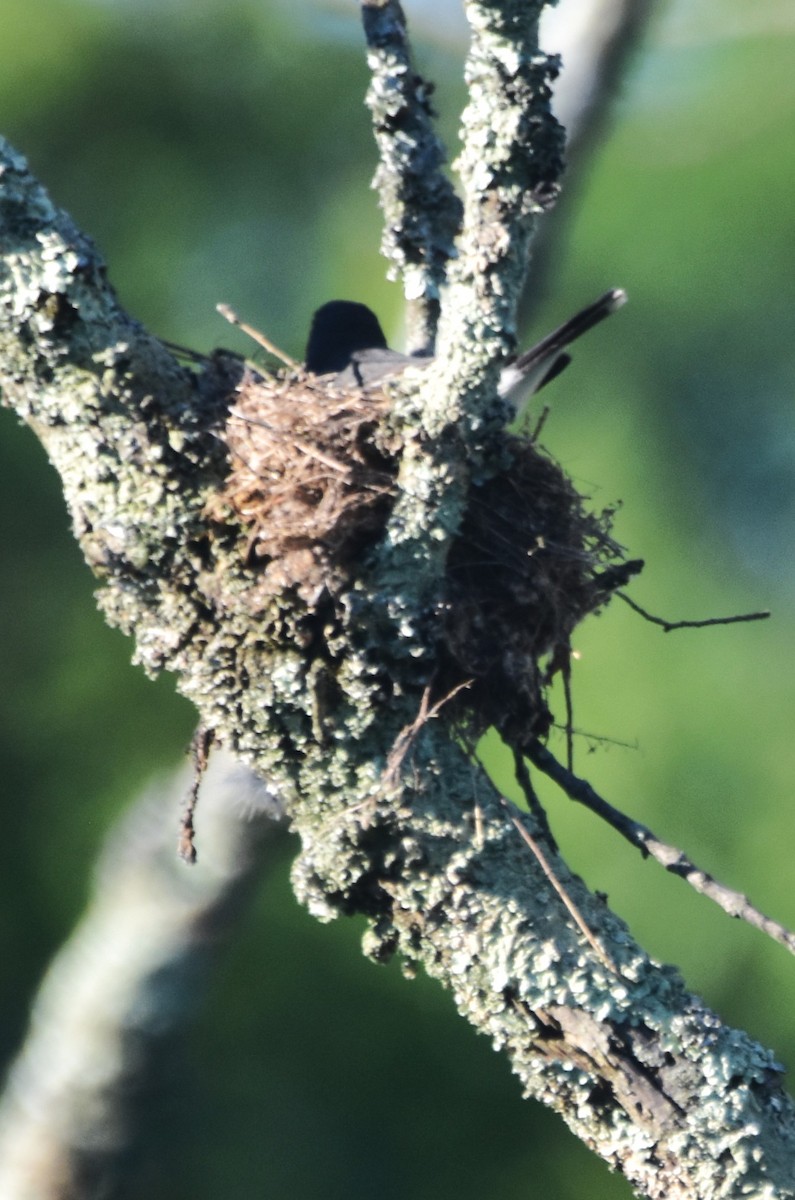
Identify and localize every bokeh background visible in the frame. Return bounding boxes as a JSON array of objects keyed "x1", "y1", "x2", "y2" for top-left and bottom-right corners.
[{"x1": 1, "y1": 1, "x2": 794, "y2": 1197}]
